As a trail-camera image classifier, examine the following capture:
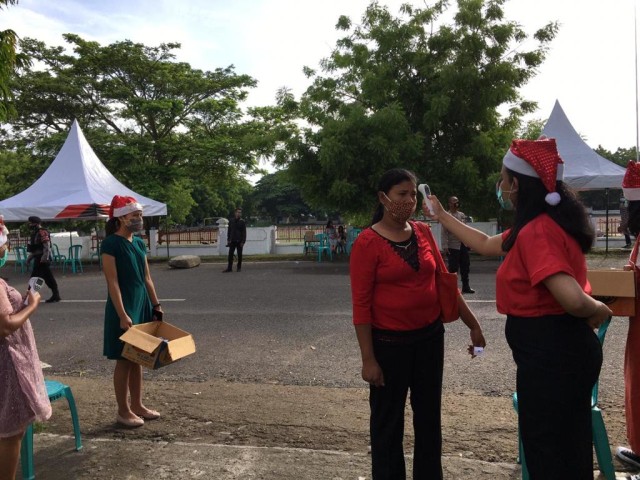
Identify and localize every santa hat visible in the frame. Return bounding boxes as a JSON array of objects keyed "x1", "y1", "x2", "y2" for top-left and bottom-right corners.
[
  {"x1": 109, "y1": 195, "x2": 143, "y2": 219},
  {"x1": 0, "y1": 215, "x2": 8, "y2": 249},
  {"x1": 502, "y1": 137, "x2": 565, "y2": 206},
  {"x1": 623, "y1": 160, "x2": 640, "y2": 201}
]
